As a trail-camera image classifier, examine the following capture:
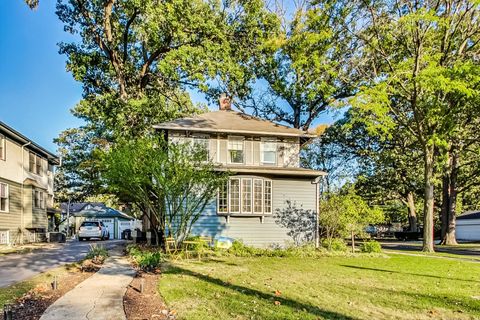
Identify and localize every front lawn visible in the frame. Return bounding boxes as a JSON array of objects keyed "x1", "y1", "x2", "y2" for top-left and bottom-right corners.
[{"x1": 158, "y1": 254, "x2": 480, "y2": 320}]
